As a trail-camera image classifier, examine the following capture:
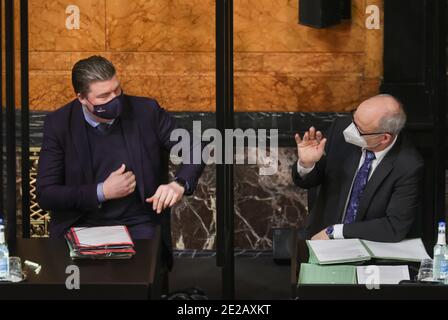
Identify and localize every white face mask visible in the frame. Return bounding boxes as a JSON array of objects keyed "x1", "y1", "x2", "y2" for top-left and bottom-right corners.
[{"x1": 343, "y1": 122, "x2": 369, "y2": 148}]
